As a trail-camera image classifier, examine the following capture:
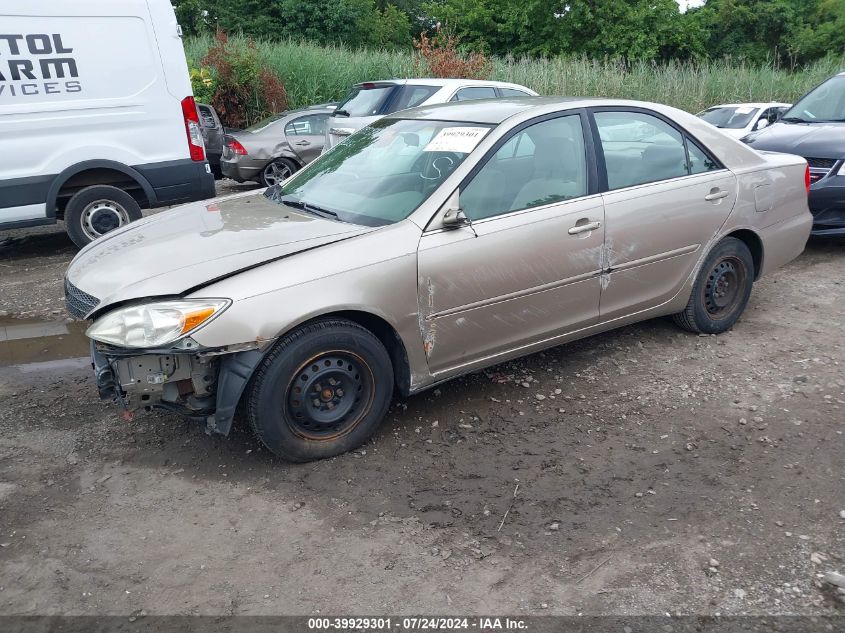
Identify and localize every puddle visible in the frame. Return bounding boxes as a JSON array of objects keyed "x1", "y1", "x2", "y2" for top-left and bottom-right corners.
[{"x1": 0, "y1": 317, "x2": 90, "y2": 368}]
